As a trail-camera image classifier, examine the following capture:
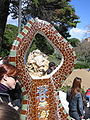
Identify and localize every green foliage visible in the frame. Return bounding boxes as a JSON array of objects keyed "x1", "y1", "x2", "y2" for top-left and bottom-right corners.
[
  {"x1": 67, "y1": 38, "x2": 80, "y2": 47},
  {"x1": 46, "y1": 0, "x2": 56, "y2": 3},
  {"x1": 59, "y1": 85, "x2": 70, "y2": 93},
  {"x1": 0, "y1": 49, "x2": 10, "y2": 57},
  {"x1": 10, "y1": 0, "x2": 80, "y2": 39},
  {"x1": 0, "y1": 24, "x2": 18, "y2": 57},
  {"x1": 31, "y1": 33, "x2": 54, "y2": 55},
  {"x1": 4, "y1": 24, "x2": 18, "y2": 44},
  {"x1": 0, "y1": 0, "x2": 10, "y2": 39},
  {"x1": 30, "y1": 0, "x2": 80, "y2": 38},
  {"x1": 32, "y1": 0, "x2": 39, "y2": 7},
  {"x1": 59, "y1": 85, "x2": 85, "y2": 93},
  {"x1": 74, "y1": 61, "x2": 90, "y2": 69},
  {"x1": 25, "y1": 33, "x2": 61, "y2": 66},
  {"x1": 74, "y1": 40, "x2": 90, "y2": 68},
  {"x1": 28, "y1": 40, "x2": 37, "y2": 53},
  {"x1": 48, "y1": 55, "x2": 59, "y2": 66}
]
